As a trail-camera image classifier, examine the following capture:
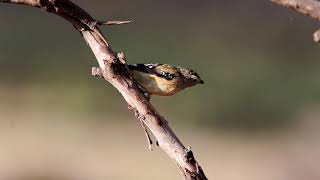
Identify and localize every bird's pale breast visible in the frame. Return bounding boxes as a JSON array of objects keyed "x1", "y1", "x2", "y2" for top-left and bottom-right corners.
[{"x1": 130, "y1": 70, "x2": 181, "y2": 96}]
